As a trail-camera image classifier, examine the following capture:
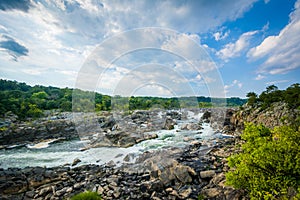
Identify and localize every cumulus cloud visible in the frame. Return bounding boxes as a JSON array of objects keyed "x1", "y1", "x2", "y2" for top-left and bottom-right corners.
[
  {"x1": 0, "y1": 0, "x2": 258, "y2": 92},
  {"x1": 217, "y1": 30, "x2": 258, "y2": 61},
  {"x1": 0, "y1": 34, "x2": 29, "y2": 61},
  {"x1": 247, "y1": 0, "x2": 300, "y2": 74}
]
